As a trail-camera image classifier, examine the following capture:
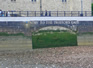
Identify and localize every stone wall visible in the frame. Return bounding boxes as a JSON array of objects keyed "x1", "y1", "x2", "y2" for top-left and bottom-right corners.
[
  {"x1": 0, "y1": 0, "x2": 40, "y2": 11},
  {"x1": 77, "y1": 35, "x2": 93, "y2": 46},
  {"x1": 0, "y1": 36, "x2": 32, "y2": 50},
  {"x1": 0, "y1": 0, "x2": 91, "y2": 11}
]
